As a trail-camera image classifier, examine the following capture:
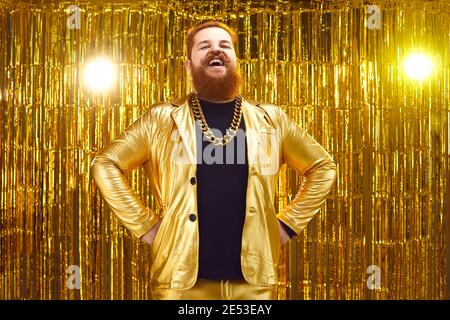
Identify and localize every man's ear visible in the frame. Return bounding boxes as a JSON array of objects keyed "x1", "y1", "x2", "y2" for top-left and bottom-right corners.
[{"x1": 185, "y1": 59, "x2": 192, "y2": 75}]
